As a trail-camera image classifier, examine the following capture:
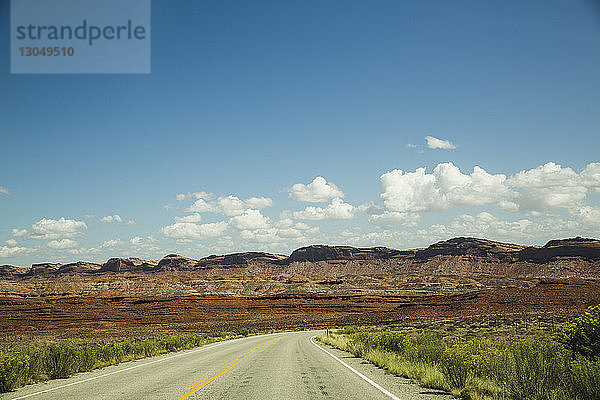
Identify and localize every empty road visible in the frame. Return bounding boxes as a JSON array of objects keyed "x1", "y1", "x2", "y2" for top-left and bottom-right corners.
[{"x1": 1, "y1": 331, "x2": 451, "y2": 400}]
